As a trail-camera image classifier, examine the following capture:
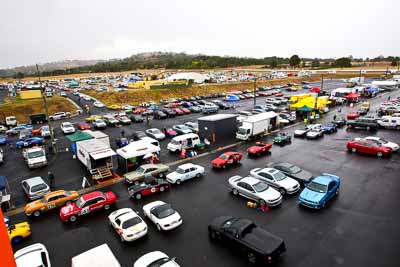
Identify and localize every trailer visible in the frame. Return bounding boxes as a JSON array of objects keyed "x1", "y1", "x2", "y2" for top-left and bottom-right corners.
[
  {"x1": 76, "y1": 139, "x2": 116, "y2": 181},
  {"x1": 71, "y1": 244, "x2": 121, "y2": 267},
  {"x1": 236, "y1": 112, "x2": 277, "y2": 141},
  {"x1": 83, "y1": 130, "x2": 110, "y2": 146}
]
